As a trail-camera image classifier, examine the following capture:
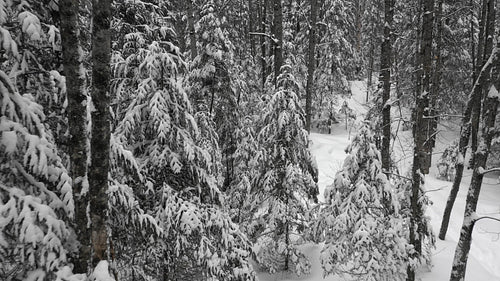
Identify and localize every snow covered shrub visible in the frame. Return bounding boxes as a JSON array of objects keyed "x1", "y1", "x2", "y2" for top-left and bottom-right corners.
[
  {"x1": 437, "y1": 140, "x2": 459, "y2": 181},
  {"x1": 250, "y1": 65, "x2": 318, "y2": 275},
  {"x1": 320, "y1": 123, "x2": 409, "y2": 281}
]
